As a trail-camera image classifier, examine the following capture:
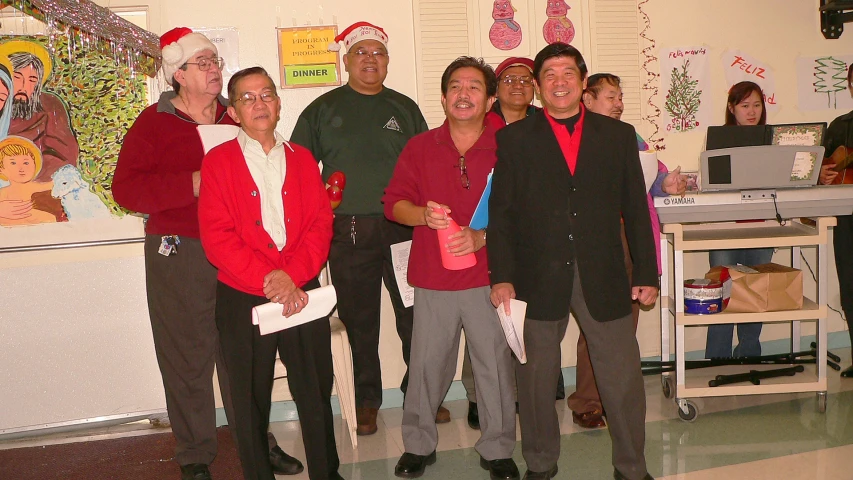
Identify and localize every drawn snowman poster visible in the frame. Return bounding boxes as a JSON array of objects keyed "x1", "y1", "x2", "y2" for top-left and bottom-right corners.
[
  {"x1": 543, "y1": 0, "x2": 575, "y2": 45},
  {"x1": 489, "y1": 0, "x2": 523, "y2": 50},
  {"x1": 480, "y1": 0, "x2": 531, "y2": 56}
]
